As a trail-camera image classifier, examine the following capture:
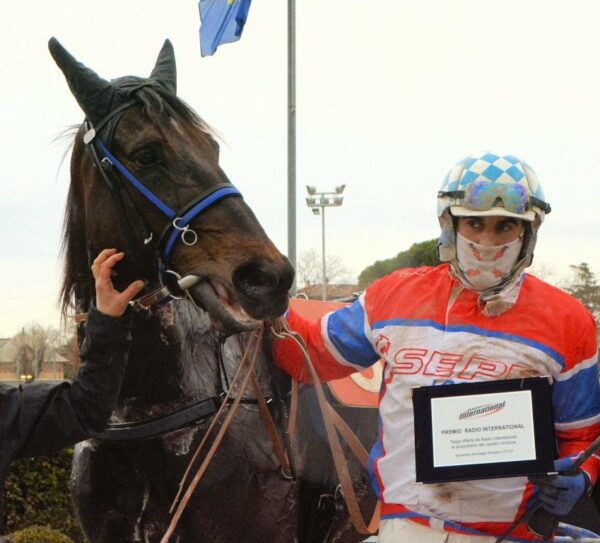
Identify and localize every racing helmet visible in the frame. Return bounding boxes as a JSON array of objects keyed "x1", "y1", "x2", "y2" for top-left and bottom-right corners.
[{"x1": 437, "y1": 151, "x2": 551, "y2": 265}]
